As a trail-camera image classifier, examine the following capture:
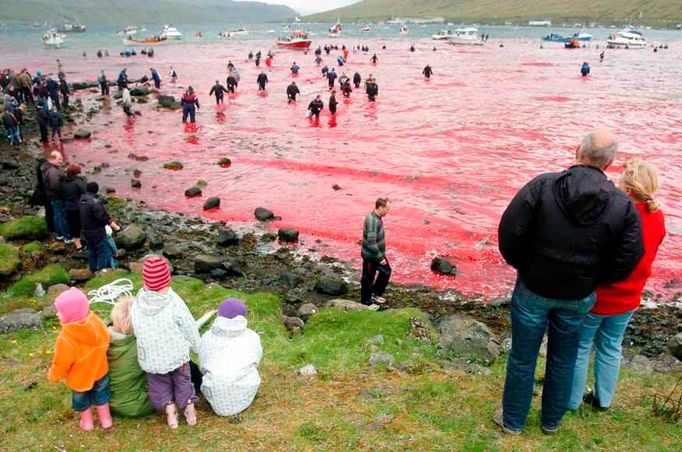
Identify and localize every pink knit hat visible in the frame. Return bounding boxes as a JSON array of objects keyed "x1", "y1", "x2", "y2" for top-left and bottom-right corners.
[
  {"x1": 142, "y1": 256, "x2": 171, "y2": 292},
  {"x1": 54, "y1": 287, "x2": 89, "y2": 324}
]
